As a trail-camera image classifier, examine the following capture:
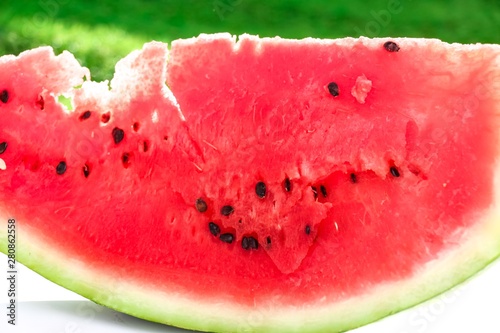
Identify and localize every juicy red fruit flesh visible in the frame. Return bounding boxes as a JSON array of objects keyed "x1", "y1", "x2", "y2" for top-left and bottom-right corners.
[
  {"x1": 0, "y1": 37, "x2": 498, "y2": 311},
  {"x1": 162, "y1": 36, "x2": 499, "y2": 302}
]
